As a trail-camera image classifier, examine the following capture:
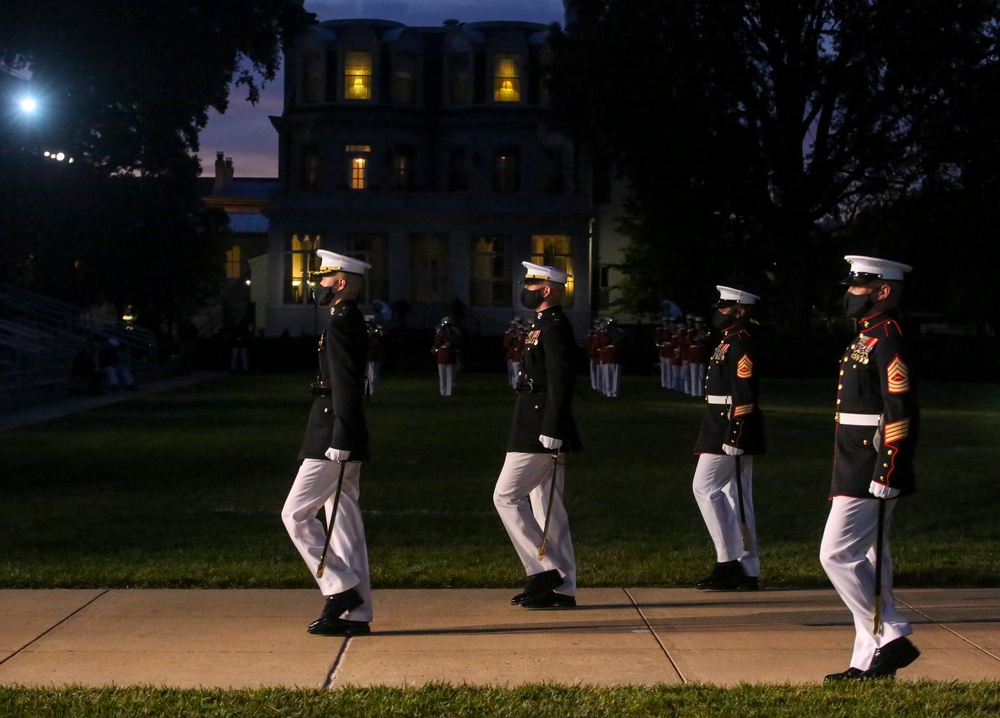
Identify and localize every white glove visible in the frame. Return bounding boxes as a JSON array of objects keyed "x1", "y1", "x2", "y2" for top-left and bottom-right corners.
[
  {"x1": 539, "y1": 435, "x2": 563, "y2": 450},
  {"x1": 722, "y1": 444, "x2": 744, "y2": 456},
  {"x1": 325, "y1": 448, "x2": 350, "y2": 462},
  {"x1": 869, "y1": 481, "x2": 899, "y2": 499}
]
